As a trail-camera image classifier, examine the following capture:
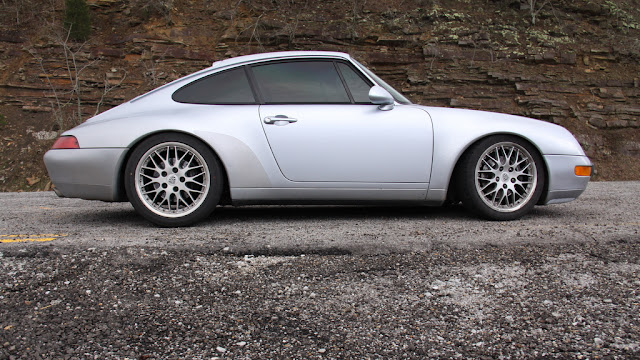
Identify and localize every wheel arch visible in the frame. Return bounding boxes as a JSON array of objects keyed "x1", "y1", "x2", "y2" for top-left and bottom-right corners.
[
  {"x1": 445, "y1": 132, "x2": 549, "y2": 204},
  {"x1": 115, "y1": 130, "x2": 231, "y2": 204}
]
